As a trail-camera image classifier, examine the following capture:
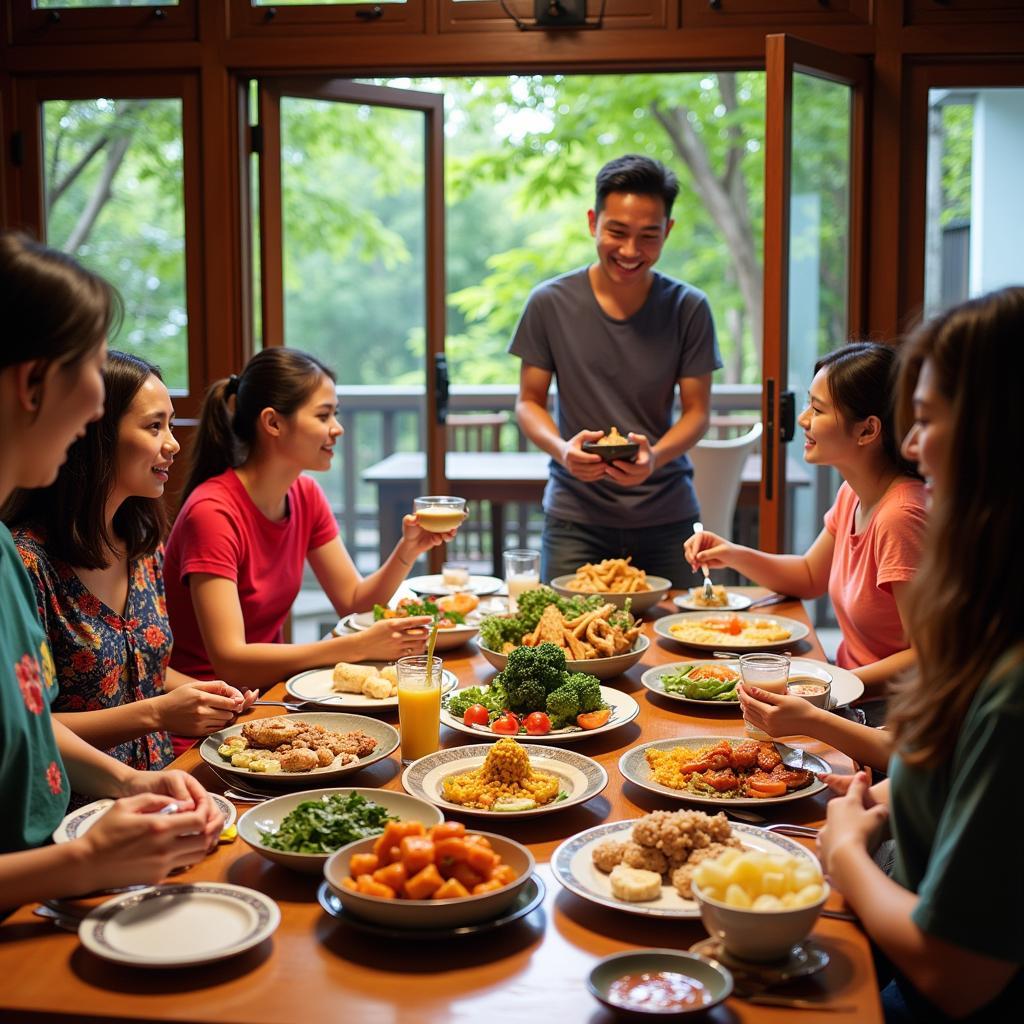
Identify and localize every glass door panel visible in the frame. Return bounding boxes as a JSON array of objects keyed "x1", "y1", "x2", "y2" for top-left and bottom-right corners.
[{"x1": 762, "y1": 35, "x2": 867, "y2": 562}]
